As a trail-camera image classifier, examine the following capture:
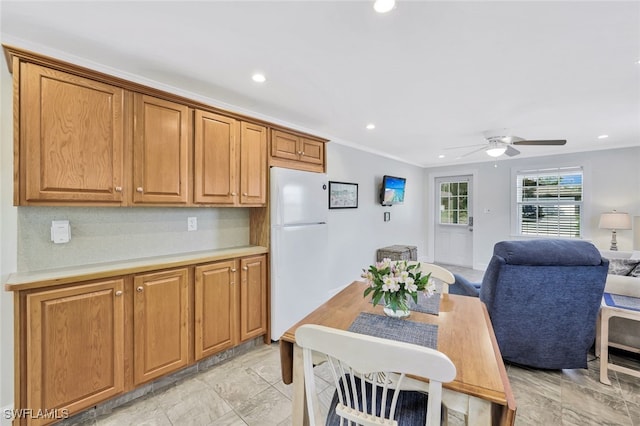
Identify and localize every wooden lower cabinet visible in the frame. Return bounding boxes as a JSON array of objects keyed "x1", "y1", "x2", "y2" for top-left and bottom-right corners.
[
  {"x1": 194, "y1": 254, "x2": 267, "y2": 360},
  {"x1": 240, "y1": 255, "x2": 268, "y2": 340},
  {"x1": 133, "y1": 268, "x2": 189, "y2": 385},
  {"x1": 24, "y1": 278, "x2": 125, "y2": 425},
  {"x1": 194, "y1": 260, "x2": 238, "y2": 359},
  {"x1": 15, "y1": 254, "x2": 267, "y2": 424}
]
